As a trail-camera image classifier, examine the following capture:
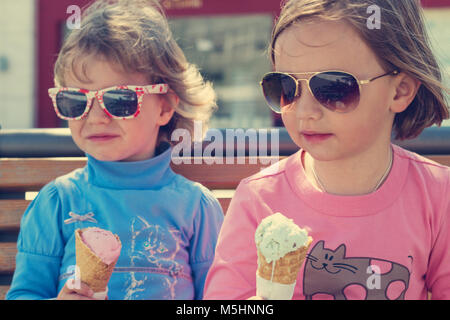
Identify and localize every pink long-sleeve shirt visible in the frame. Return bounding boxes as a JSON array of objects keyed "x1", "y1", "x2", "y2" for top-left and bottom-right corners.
[{"x1": 204, "y1": 144, "x2": 450, "y2": 300}]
